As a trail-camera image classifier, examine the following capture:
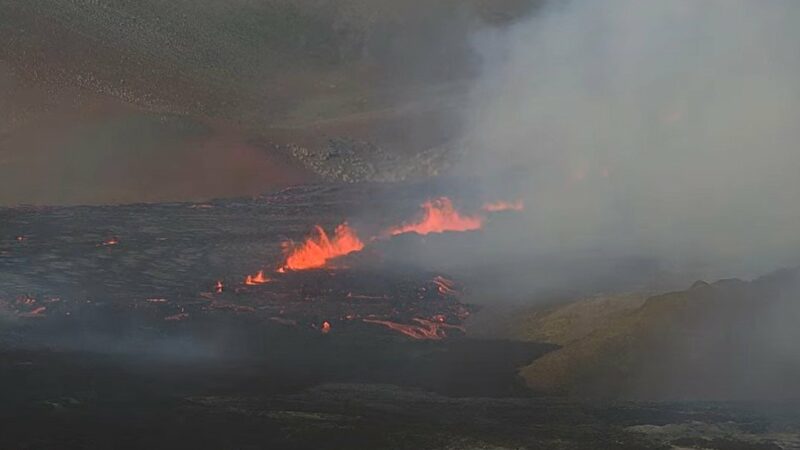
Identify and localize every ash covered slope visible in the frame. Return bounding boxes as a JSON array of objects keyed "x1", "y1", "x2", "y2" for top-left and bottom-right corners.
[
  {"x1": 0, "y1": 0, "x2": 539, "y2": 119},
  {"x1": 0, "y1": 0, "x2": 544, "y2": 204},
  {"x1": 507, "y1": 269, "x2": 800, "y2": 400}
]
